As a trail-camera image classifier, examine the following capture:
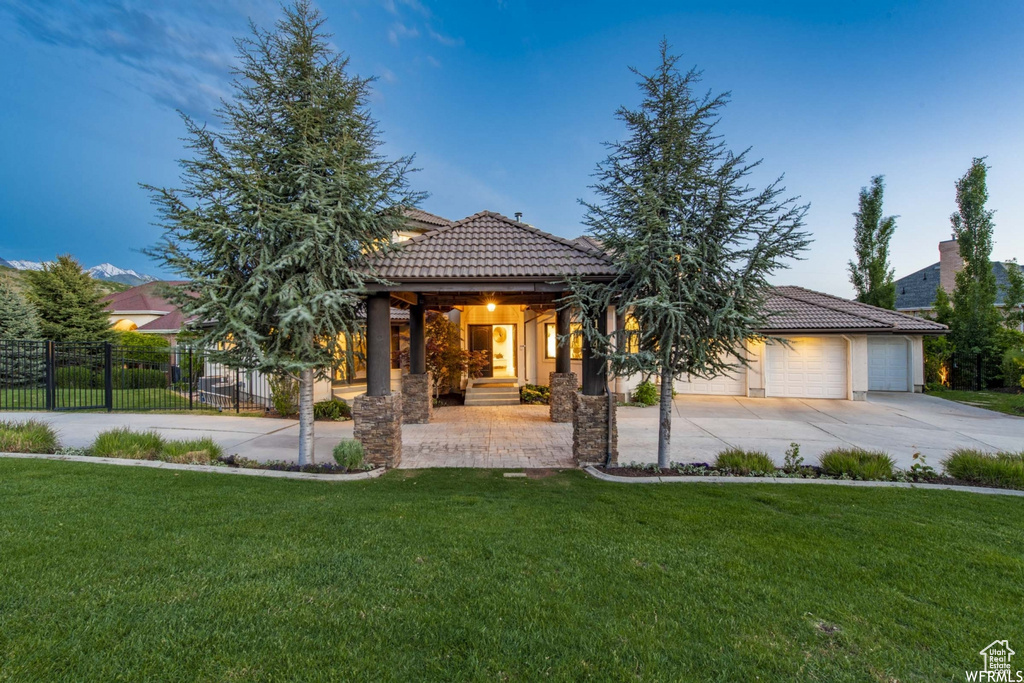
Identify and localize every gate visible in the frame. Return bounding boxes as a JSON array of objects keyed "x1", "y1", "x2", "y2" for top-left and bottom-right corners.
[
  {"x1": 947, "y1": 352, "x2": 982, "y2": 391},
  {"x1": 0, "y1": 340, "x2": 272, "y2": 413}
]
